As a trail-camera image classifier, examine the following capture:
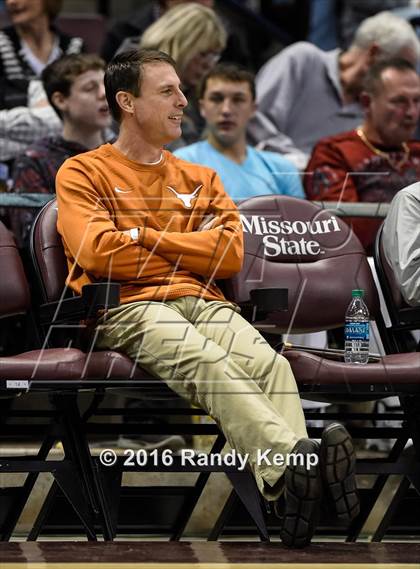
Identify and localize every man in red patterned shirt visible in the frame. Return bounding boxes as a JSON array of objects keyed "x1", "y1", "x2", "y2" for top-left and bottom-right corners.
[{"x1": 305, "y1": 58, "x2": 420, "y2": 253}]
